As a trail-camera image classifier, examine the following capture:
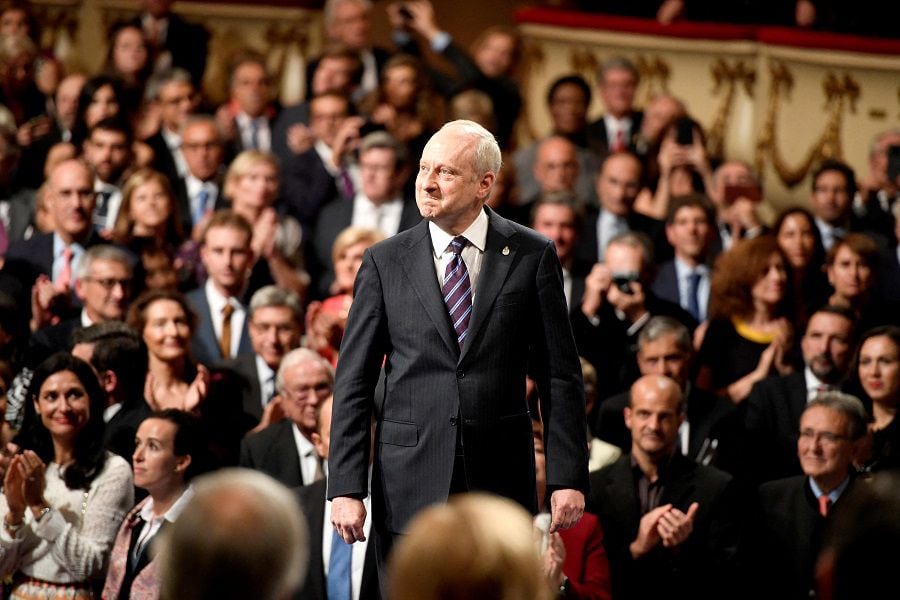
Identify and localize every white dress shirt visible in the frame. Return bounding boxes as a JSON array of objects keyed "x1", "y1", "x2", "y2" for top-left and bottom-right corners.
[
  {"x1": 236, "y1": 112, "x2": 271, "y2": 152},
  {"x1": 674, "y1": 257, "x2": 710, "y2": 322},
  {"x1": 292, "y1": 423, "x2": 322, "y2": 485},
  {"x1": 185, "y1": 174, "x2": 218, "y2": 223},
  {"x1": 804, "y1": 366, "x2": 835, "y2": 402},
  {"x1": 429, "y1": 209, "x2": 488, "y2": 297},
  {"x1": 94, "y1": 180, "x2": 122, "y2": 232},
  {"x1": 597, "y1": 209, "x2": 628, "y2": 261},
  {"x1": 603, "y1": 114, "x2": 633, "y2": 150},
  {"x1": 322, "y1": 471, "x2": 373, "y2": 600},
  {"x1": 351, "y1": 193, "x2": 404, "y2": 238},
  {"x1": 51, "y1": 233, "x2": 86, "y2": 285},
  {"x1": 160, "y1": 126, "x2": 188, "y2": 177},
  {"x1": 254, "y1": 354, "x2": 276, "y2": 410},
  {"x1": 204, "y1": 279, "x2": 246, "y2": 358}
]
